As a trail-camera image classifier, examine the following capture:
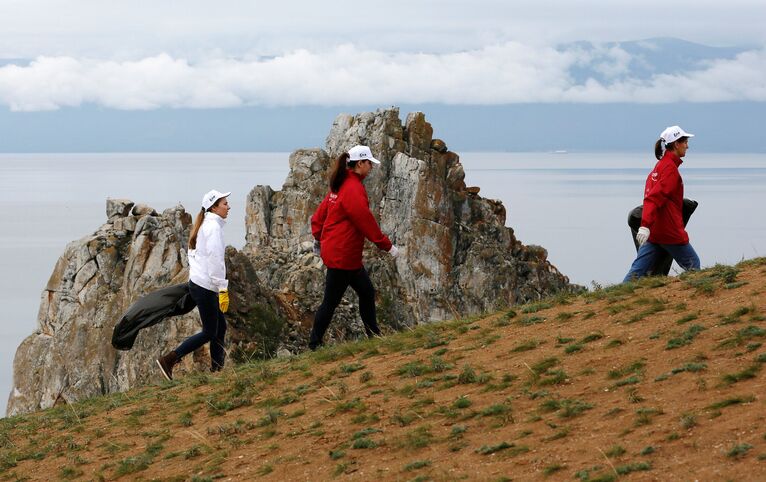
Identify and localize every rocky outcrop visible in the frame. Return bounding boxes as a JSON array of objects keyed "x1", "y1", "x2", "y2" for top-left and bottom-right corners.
[
  {"x1": 7, "y1": 203, "x2": 193, "y2": 416},
  {"x1": 243, "y1": 107, "x2": 573, "y2": 343},
  {"x1": 7, "y1": 203, "x2": 282, "y2": 416},
  {"x1": 8, "y1": 108, "x2": 574, "y2": 416}
]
